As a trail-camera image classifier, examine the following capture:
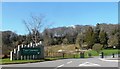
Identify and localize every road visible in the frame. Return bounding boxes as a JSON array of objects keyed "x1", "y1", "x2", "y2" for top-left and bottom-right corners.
[{"x1": 1, "y1": 57, "x2": 119, "y2": 69}]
